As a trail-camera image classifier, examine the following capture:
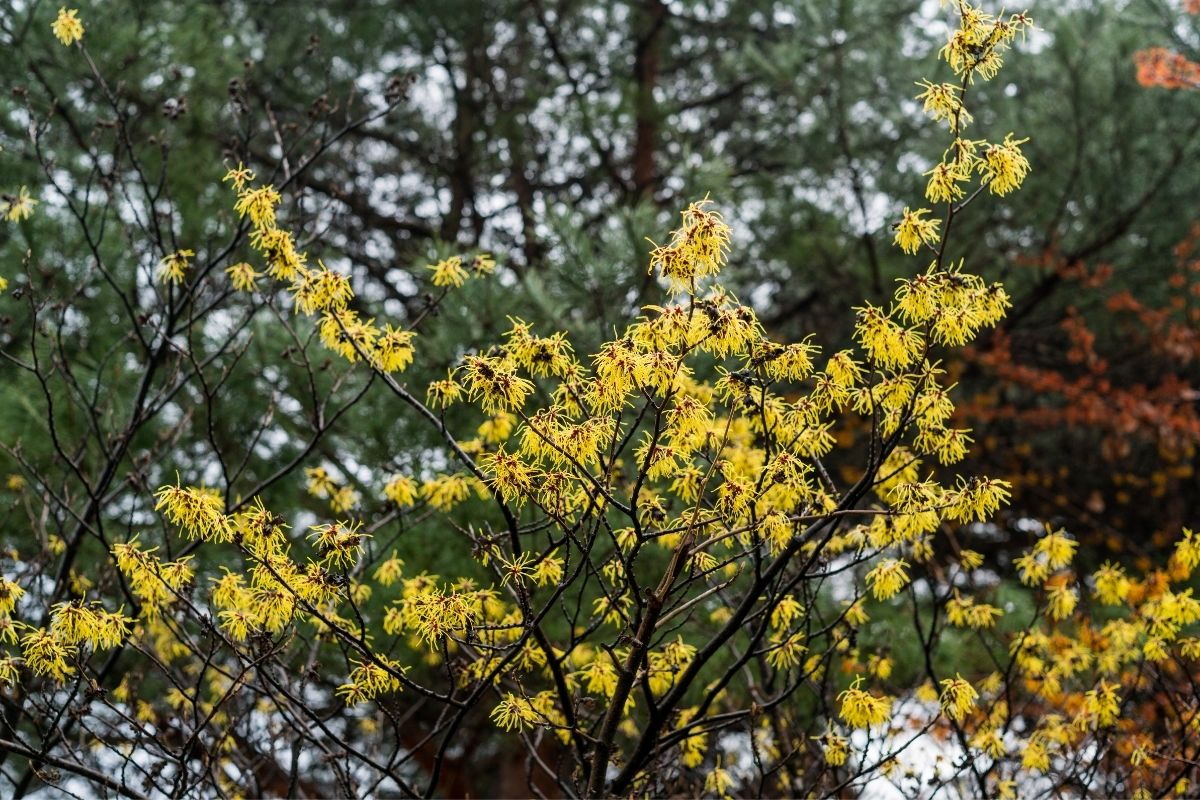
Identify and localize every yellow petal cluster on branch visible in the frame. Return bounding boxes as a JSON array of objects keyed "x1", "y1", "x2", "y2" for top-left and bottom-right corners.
[{"x1": 51, "y1": 7, "x2": 84, "y2": 46}]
